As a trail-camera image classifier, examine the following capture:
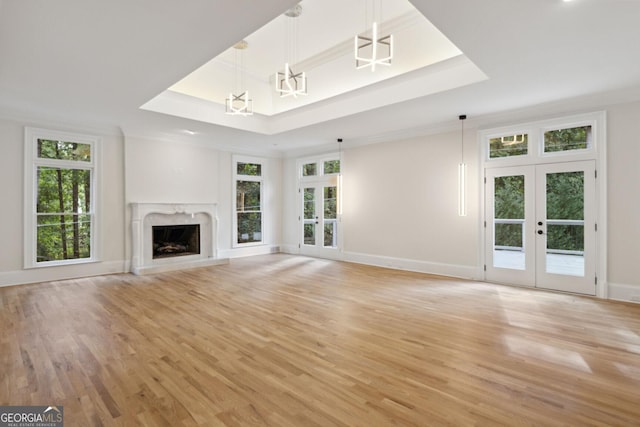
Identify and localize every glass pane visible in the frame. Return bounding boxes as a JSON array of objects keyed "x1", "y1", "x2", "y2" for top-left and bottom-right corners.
[
  {"x1": 546, "y1": 171, "x2": 584, "y2": 276},
  {"x1": 304, "y1": 223, "x2": 315, "y2": 245},
  {"x1": 236, "y1": 181, "x2": 261, "y2": 212},
  {"x1": 37, "y1": 167, "x2": 91, "y2": 214},
  {"x1": 37, "y1": 214, "x2": 91, "y2": 262},
  {"x1": 324, "y1": 186, "x2": 337, "y2": 219},
  {"x1": 493, "y1": 175, "x2": 525, "y2": 270},
  {"x1": 237, "y1": 162, "x2": 262, "y2": 176},
  {"x1": 489, "y1": 134, "x2": 528, "y2": 158},
  {"x1": 302, "y1": 163, "x2": 317, "y2": 177},
  {"x1": 324, "y1": 186, "x2": 337, "y2": 247},
  {"x1": 544, "y1": 126, "x2": 591, "y2": 153},
  {"x1": 237, "y1": 212, "x2": 262, "y2": 244},
  {"x1": 324, "y1": 222, "x2": 336, "y2": 247},
  {"x1": 323, "y1": 160, "x2": 340, "y2": 175},
  {"x1": 304, "y1": 188, "x2": 315, "y2": 220},
  {"x1": 38, "y1": 139, "x2": 91, "y2": 162}
]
